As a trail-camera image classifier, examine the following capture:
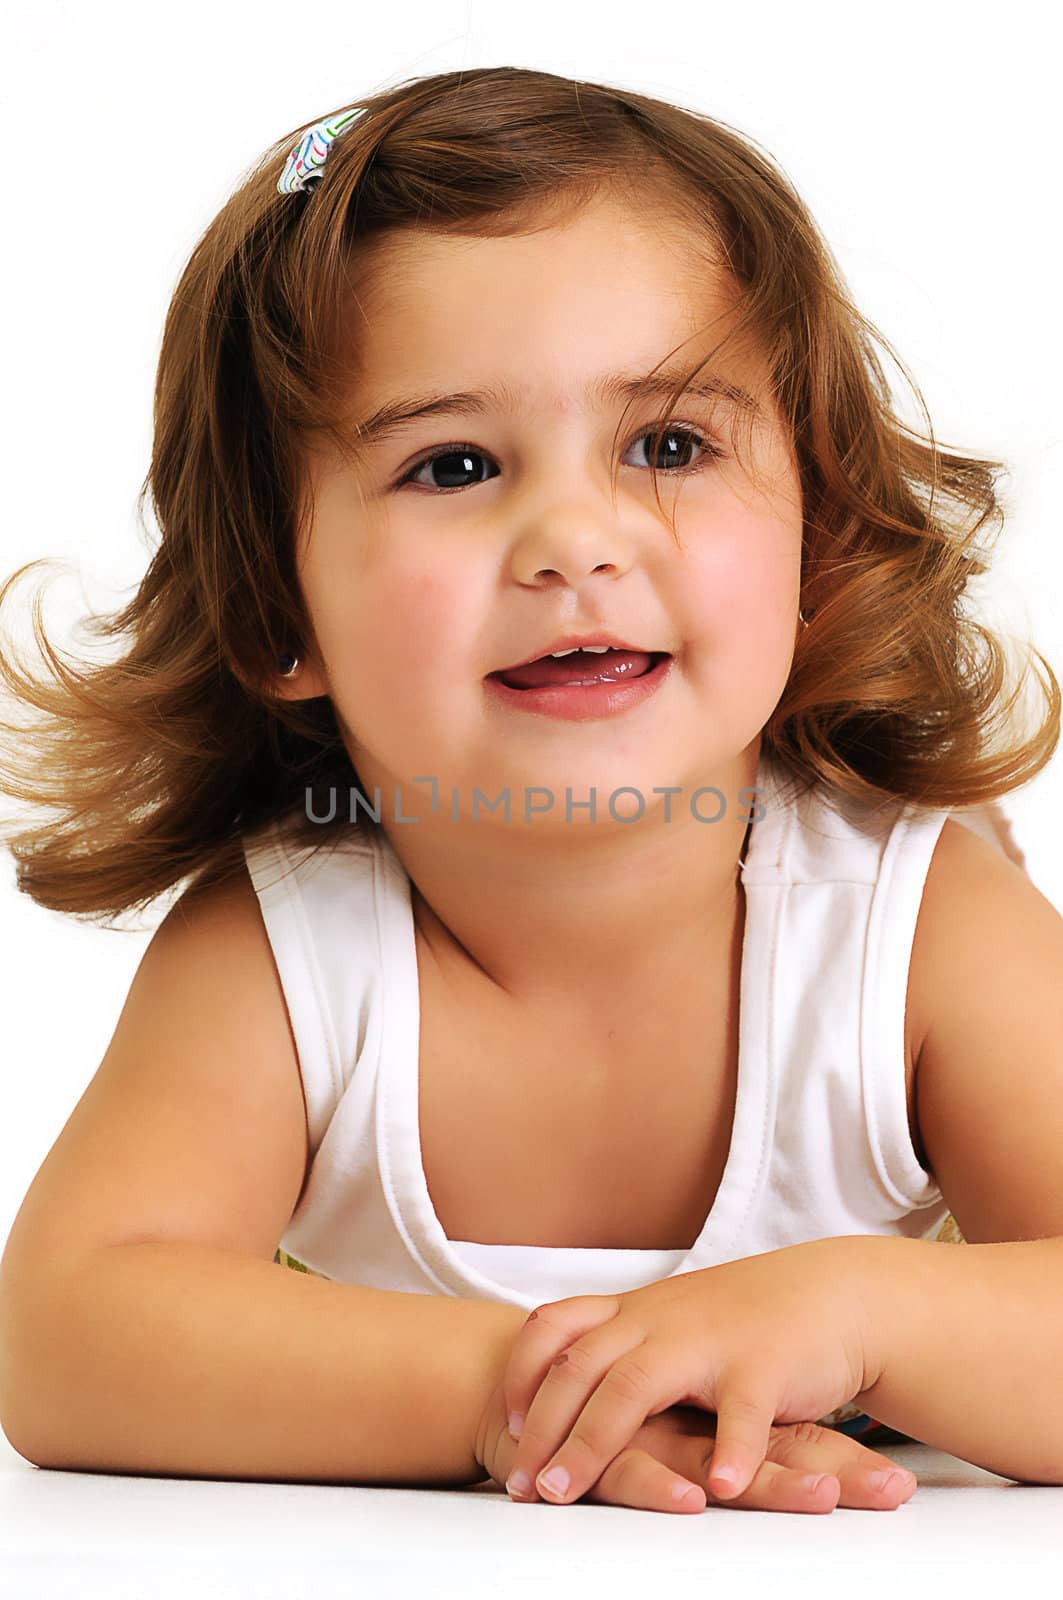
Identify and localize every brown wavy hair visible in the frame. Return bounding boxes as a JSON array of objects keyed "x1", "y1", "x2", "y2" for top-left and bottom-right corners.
[{"x1": 0, "y1": 65, "x2": 1057, "y2": 923}]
